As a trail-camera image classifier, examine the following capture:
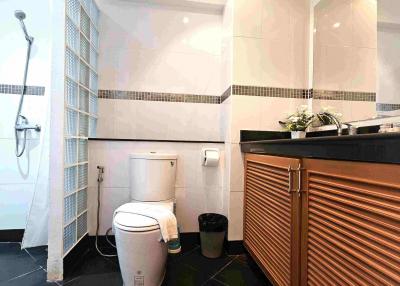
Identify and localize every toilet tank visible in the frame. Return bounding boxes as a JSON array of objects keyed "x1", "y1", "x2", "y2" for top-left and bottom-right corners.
[{"x1": 129, "y1": 153, "x2": 177, "y2": 202}]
